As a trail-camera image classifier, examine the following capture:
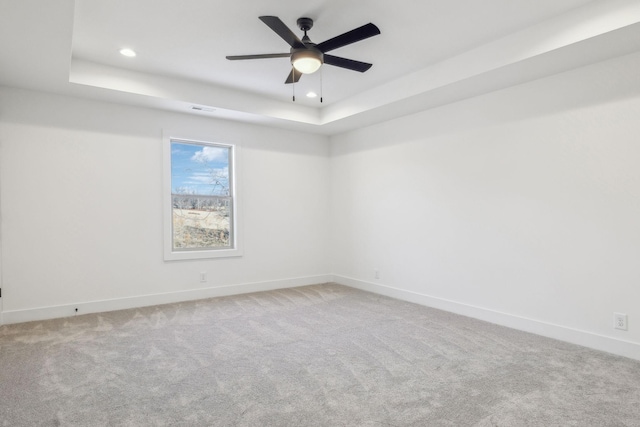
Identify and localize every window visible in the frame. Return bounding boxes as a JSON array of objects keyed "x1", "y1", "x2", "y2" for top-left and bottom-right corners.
[{"x1": 163, "y1": 133, "x2": 242, "y2": 260}]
